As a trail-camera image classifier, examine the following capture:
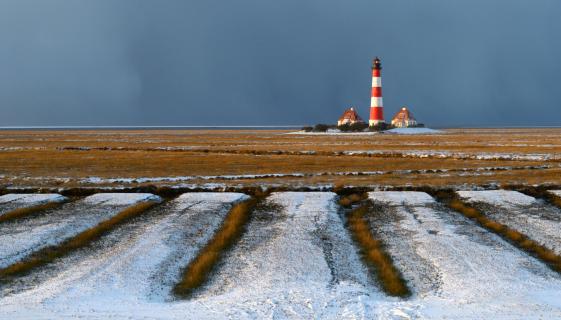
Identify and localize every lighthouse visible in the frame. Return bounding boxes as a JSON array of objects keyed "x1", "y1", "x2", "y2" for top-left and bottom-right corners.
[{"x1": 369, "y1": 57, "x2": 385, "y2": 126}]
